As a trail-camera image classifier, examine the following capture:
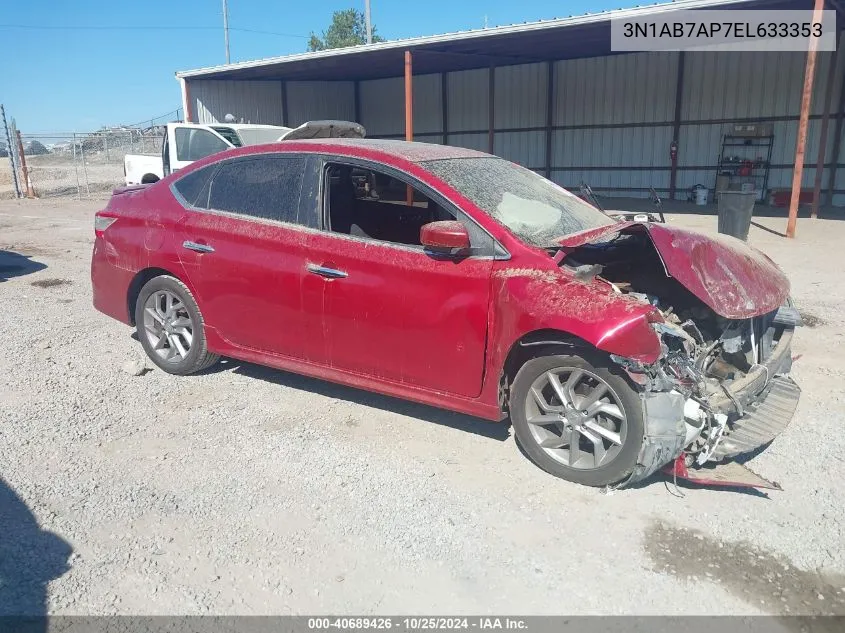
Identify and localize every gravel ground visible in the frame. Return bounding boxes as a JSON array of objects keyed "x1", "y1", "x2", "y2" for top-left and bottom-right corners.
[{"x1": 1, "y1": 198, "x2": 843, "y2": 616}]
